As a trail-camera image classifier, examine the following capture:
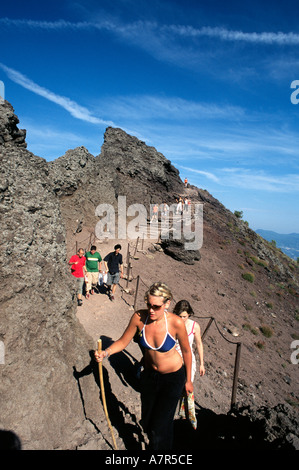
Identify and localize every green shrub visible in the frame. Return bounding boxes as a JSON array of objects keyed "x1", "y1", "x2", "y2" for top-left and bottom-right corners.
[
  {"x1": 250, "y1": 255, "x2": 268, "y2": 267},
  {"x1": 260, "y1": 325, "x2": 274, "y2": 338},
  {"x1": 234, "y1": 210, "x2": 243, "y2": 219},
  {"x1": 242, "y1": 323, "x2": 258, "y2": 335},
  {"x1": 242, "y1": 272, "x2": 255, "y2": 283},
  {"x1": 255, "y1": 340, "x2": 265, "y2": 350}
]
